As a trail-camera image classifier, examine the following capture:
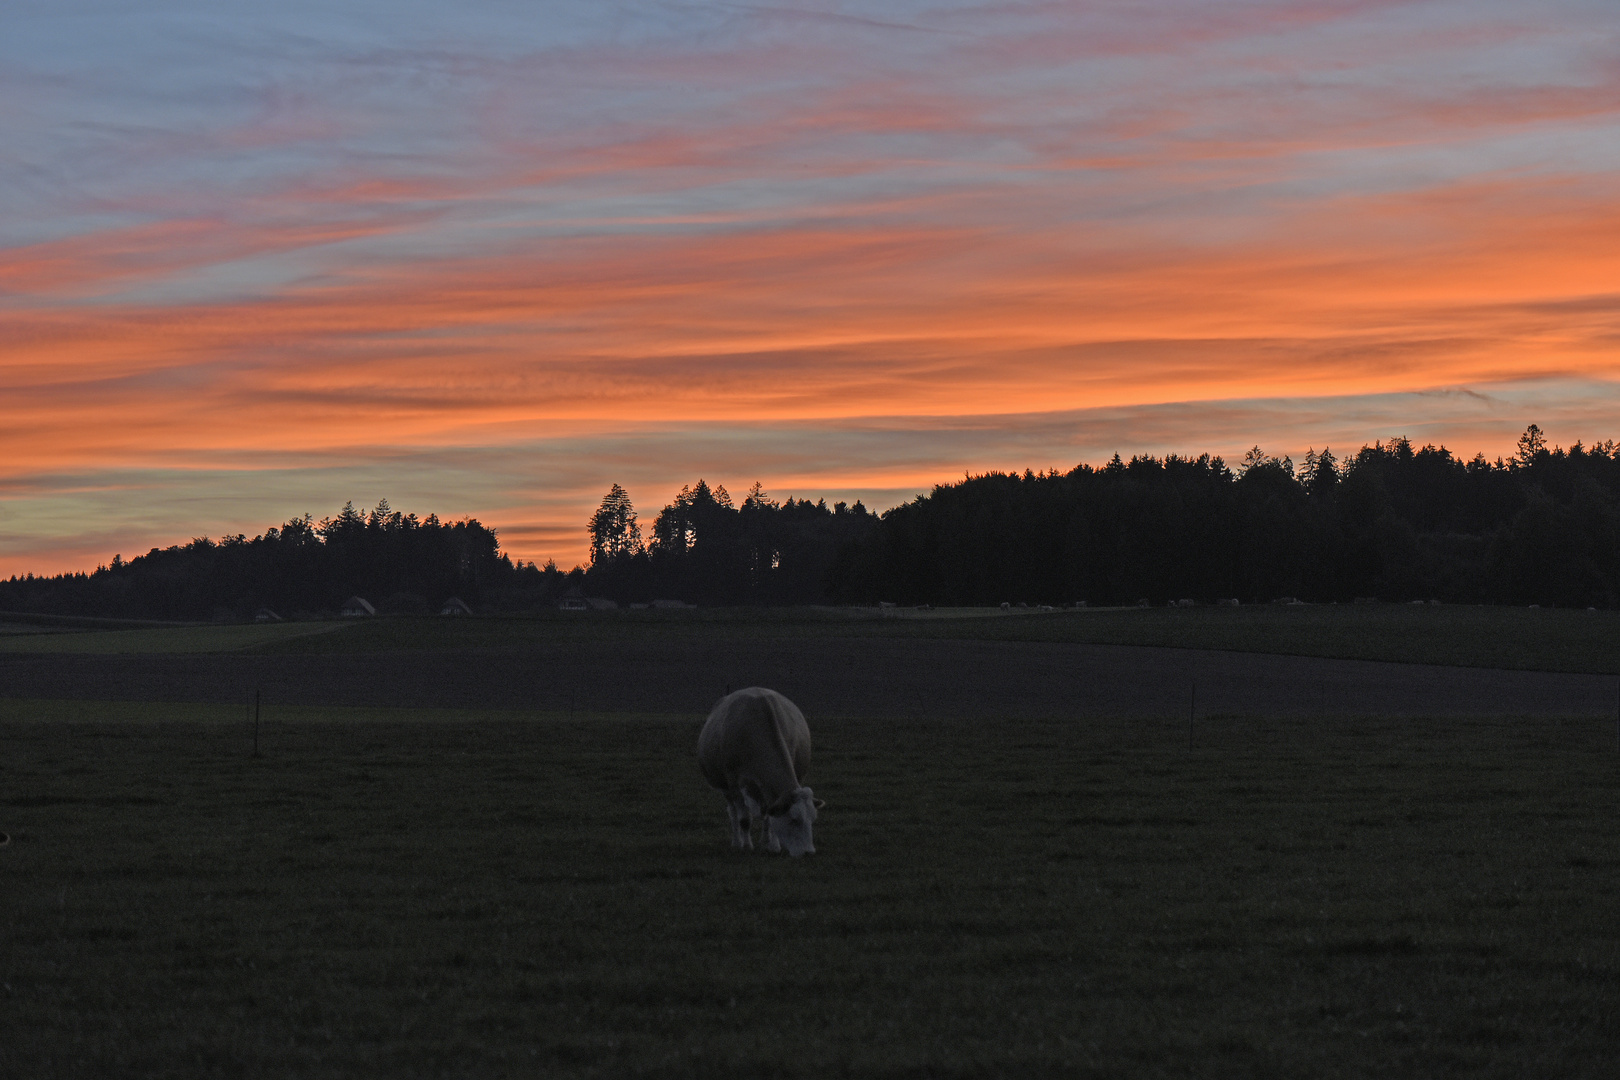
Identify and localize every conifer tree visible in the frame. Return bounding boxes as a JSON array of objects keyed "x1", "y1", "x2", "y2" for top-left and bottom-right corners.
[{"x1": 588, "y1": 483, "x2": 643, "y2": 564}]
